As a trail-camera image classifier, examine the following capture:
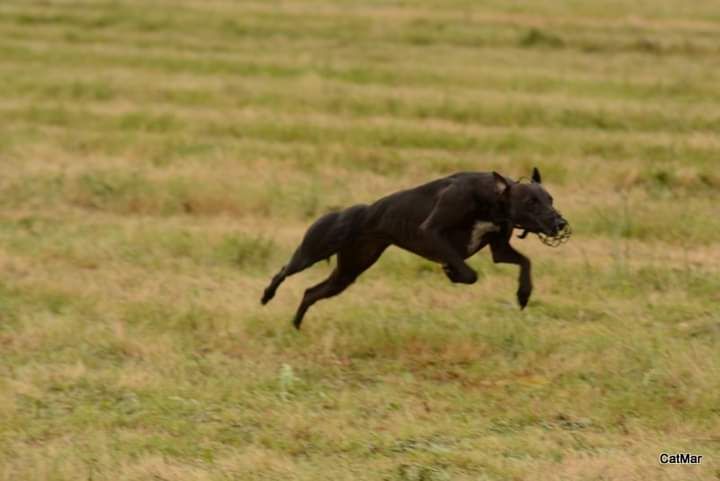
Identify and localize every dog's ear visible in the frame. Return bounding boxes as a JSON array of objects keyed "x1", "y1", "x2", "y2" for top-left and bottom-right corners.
[
  {"x1": 531, "y1": 167, "x2": 542, "y2": 184},
  {"x1": 493, "y1": 172, "x2": 510, "y2": 196}
]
